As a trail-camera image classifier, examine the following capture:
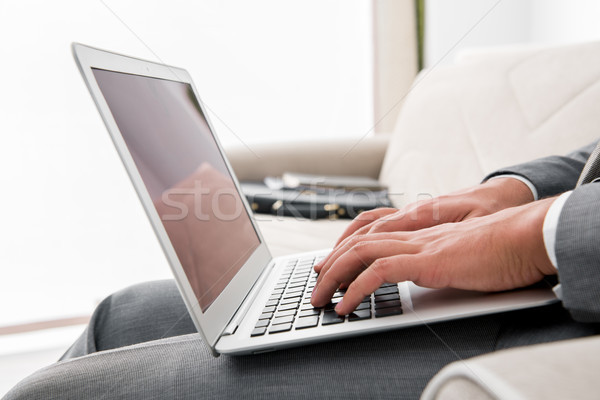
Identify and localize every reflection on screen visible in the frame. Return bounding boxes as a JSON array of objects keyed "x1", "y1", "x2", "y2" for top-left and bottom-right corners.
[{"x1": 92, "y1": 68, "x2": 260, "y2": 312}]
